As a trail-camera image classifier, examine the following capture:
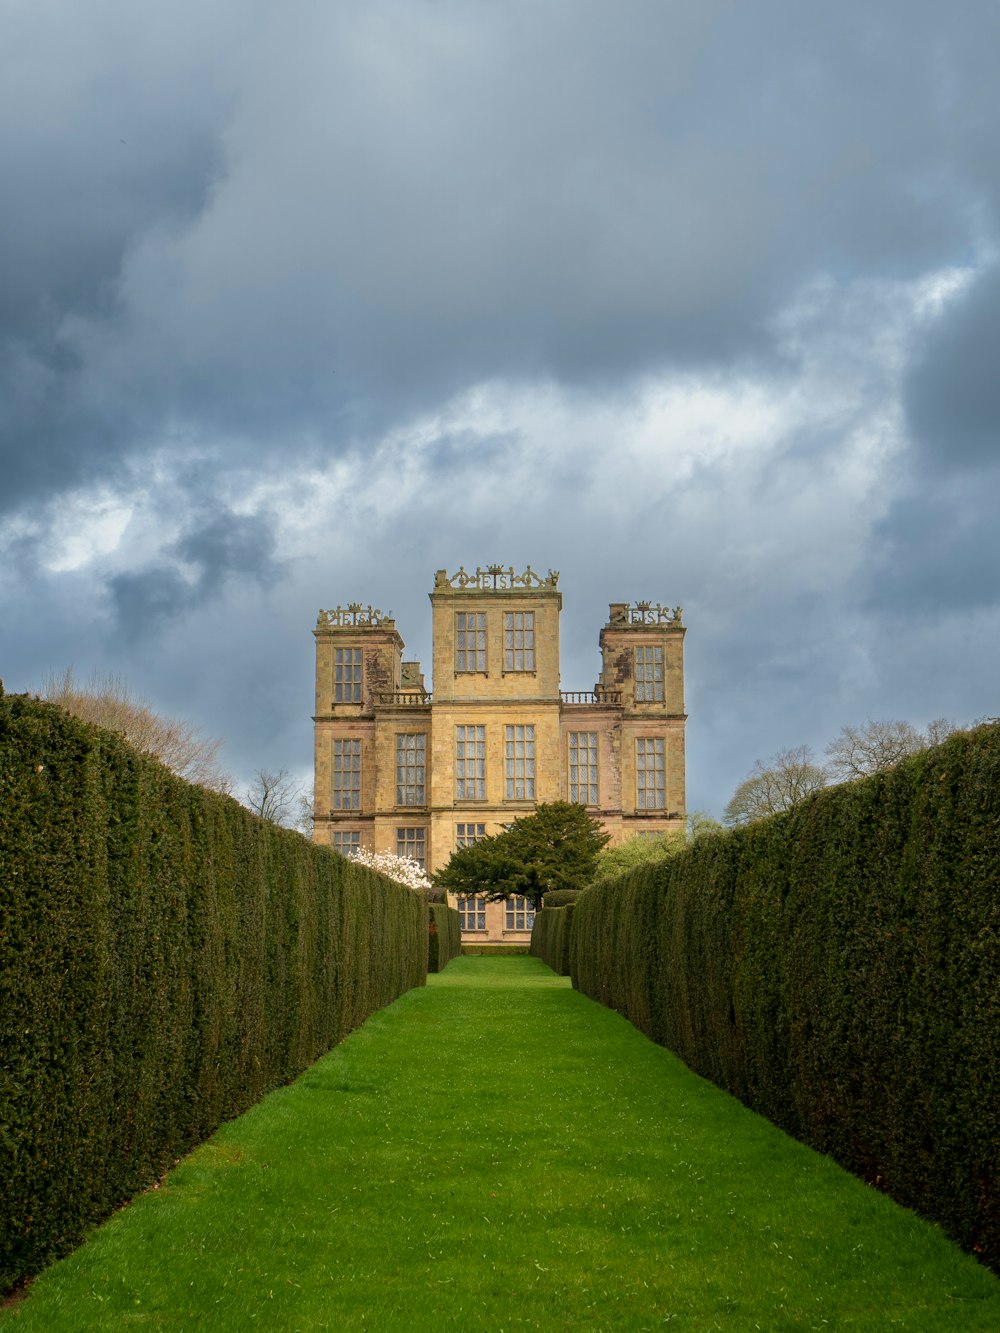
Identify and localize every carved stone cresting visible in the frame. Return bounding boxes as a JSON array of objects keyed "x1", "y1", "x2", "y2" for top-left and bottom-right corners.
[
  {"x1": 316, "y1": 604, "x2": 394, "y2": 628},
  {"x1": 434, "y1": 564, "x2": 560, "y2": 590},
  {"x1": 609, "y1": 602, "x2": 683, "y2": 626}
]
